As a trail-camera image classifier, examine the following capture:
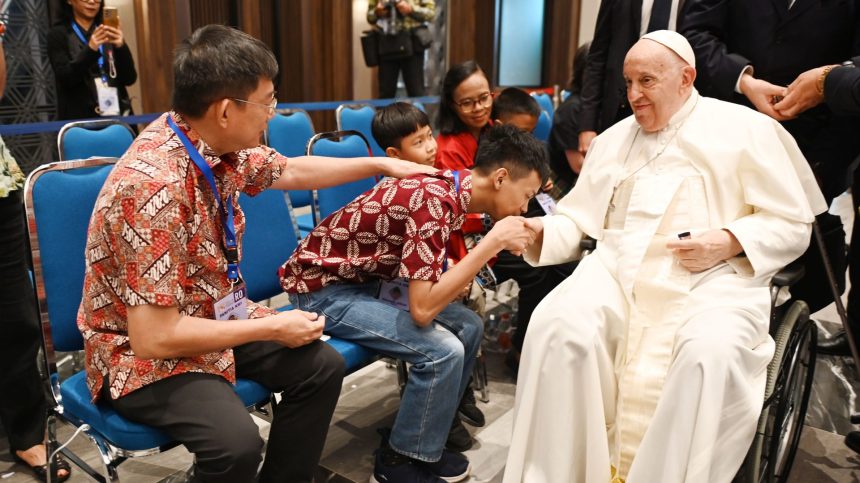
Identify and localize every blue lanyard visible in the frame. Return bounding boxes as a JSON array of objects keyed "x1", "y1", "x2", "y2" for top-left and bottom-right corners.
[
  {"x1": 167, "y1": 117, "x2": 240, "y2": 283},
  {"x1": 71, "y1": 22, "x2": 107, "y2": 84},
  {"x1": 442, "y1": 170, "x2": 462, "y2": 273}
]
